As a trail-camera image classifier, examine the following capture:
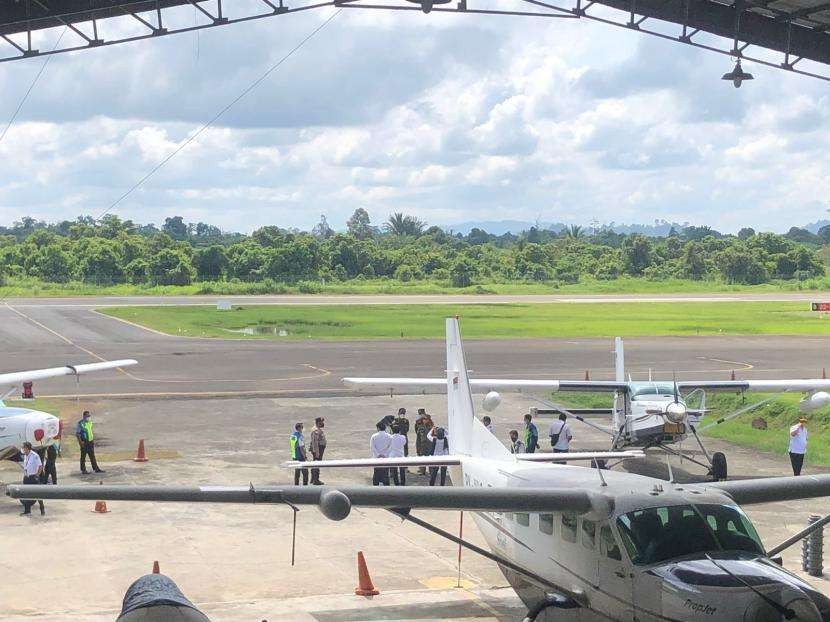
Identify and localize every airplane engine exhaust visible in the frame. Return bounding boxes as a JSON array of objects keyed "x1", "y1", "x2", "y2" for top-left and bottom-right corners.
[
  {"x1": 319, "y1": 489, "x2": 352, "y2": 521},
  {"x1": 482, "y1": 391, "x2": 502, "y2": 412}
]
